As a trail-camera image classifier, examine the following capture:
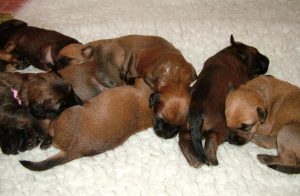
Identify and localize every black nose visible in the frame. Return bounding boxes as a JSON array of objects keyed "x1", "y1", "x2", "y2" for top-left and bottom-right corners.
[{"x1": 258, "y1": 55, "x2": 269, "y2": 74}]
